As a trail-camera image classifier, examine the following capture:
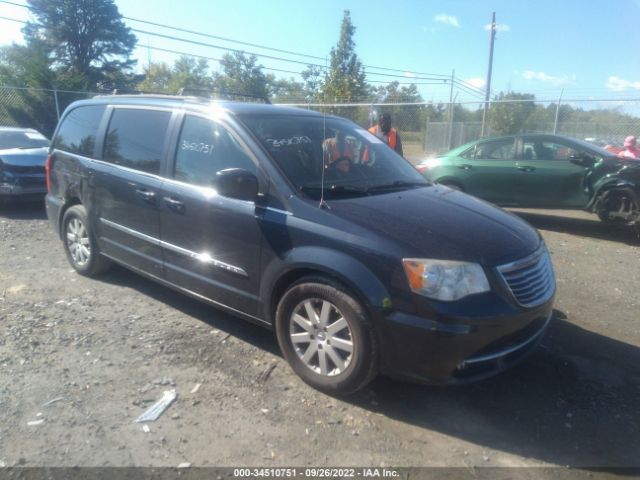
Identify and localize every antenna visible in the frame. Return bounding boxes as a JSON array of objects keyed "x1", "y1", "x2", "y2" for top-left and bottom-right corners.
[{"x1": 319, "y1": 56, "x2": 328, "y2": 209}]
